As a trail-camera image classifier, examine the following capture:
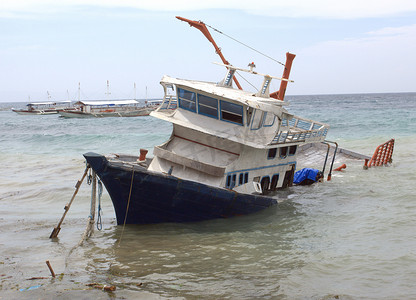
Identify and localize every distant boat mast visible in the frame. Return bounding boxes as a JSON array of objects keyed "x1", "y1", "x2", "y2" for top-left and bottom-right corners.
[
  {"x1": 106, "y1": 80, "x2": 111, "y2": 100},
  {"x1": 78, "y1": 82, "x2": 81, "y2": 102}
]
